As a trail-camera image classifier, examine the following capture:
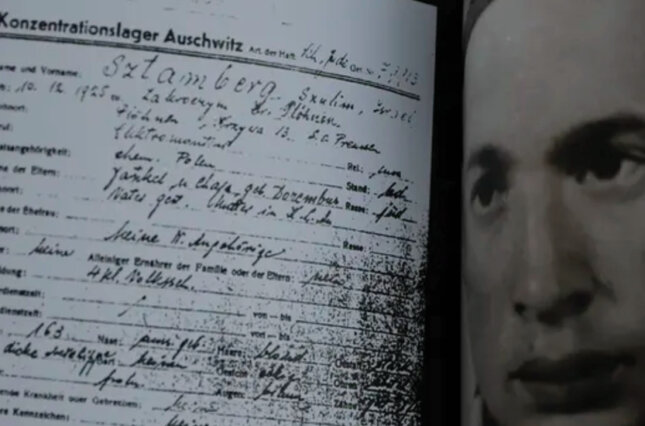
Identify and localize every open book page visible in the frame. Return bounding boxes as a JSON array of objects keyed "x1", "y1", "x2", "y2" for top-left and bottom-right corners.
[
  {"x1": 463, "y1": 1, "x2": 645, "y2": 425},
  {"x1": 0, "y1": 0, "x2": 436, "y2": 424}
]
